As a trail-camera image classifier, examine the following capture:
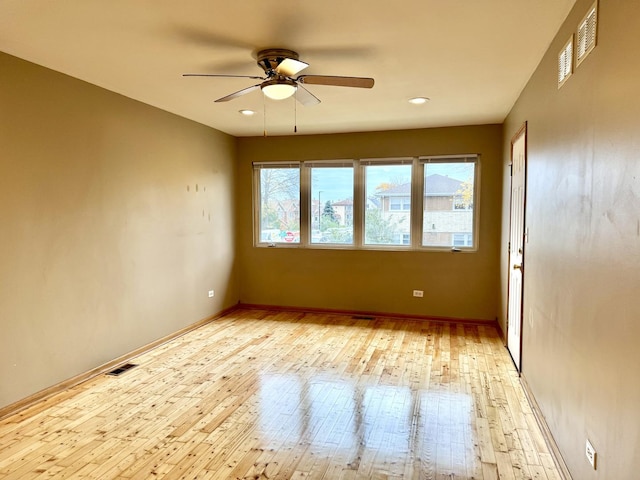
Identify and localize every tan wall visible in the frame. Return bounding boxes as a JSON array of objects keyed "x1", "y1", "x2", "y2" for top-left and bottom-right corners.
[
  {"x1": 0, "y1": 52, "x2": 239, "y2": 409},
  {"x1": 237, "y1": 125, "x2": 503, "y2": 320},
  {"x1": 501, "y1": 1, "x2": 640, "y2": 477}
]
